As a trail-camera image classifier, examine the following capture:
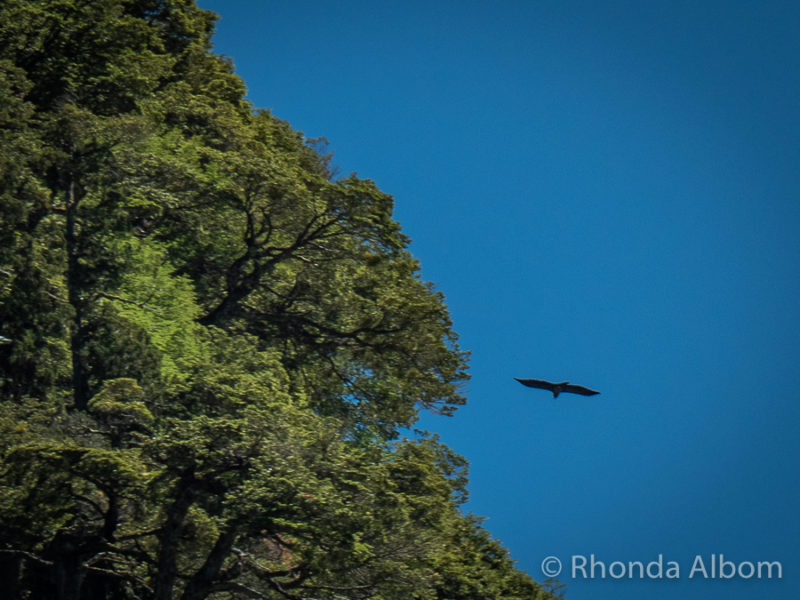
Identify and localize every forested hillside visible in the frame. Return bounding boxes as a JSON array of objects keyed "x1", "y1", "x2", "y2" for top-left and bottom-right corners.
[{"x1": 0, "y1": 1, "x2": 558, "y2": 598}]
